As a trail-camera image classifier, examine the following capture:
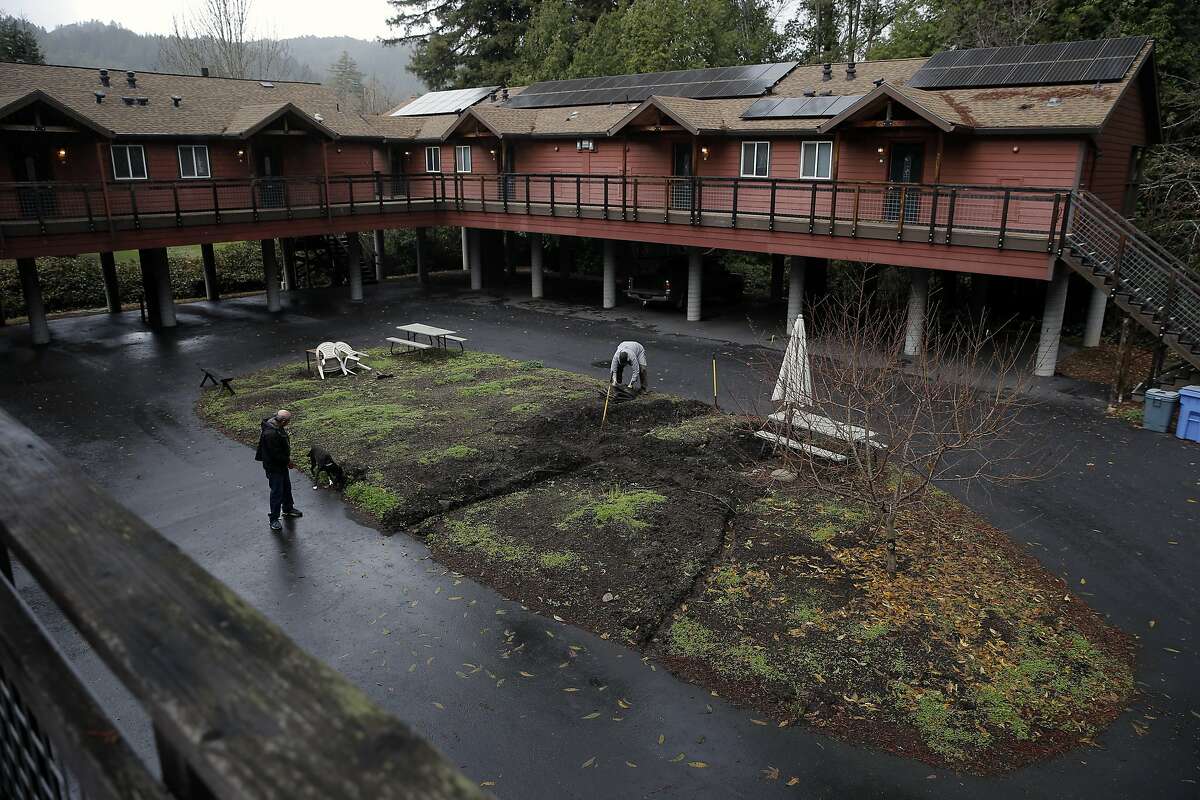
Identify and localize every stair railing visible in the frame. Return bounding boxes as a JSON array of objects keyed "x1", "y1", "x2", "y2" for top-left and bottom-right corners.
[{"x1": 1067, "y1": 189, "x2": 1200, "y2": 352}]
